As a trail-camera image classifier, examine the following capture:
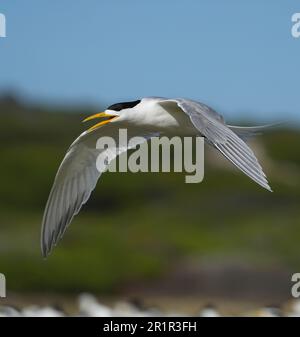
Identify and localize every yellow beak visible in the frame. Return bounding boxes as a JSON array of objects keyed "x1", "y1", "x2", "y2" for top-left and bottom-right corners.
[{"x1": 82, "y1": 112, "x2": 118, "y2": 131}]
